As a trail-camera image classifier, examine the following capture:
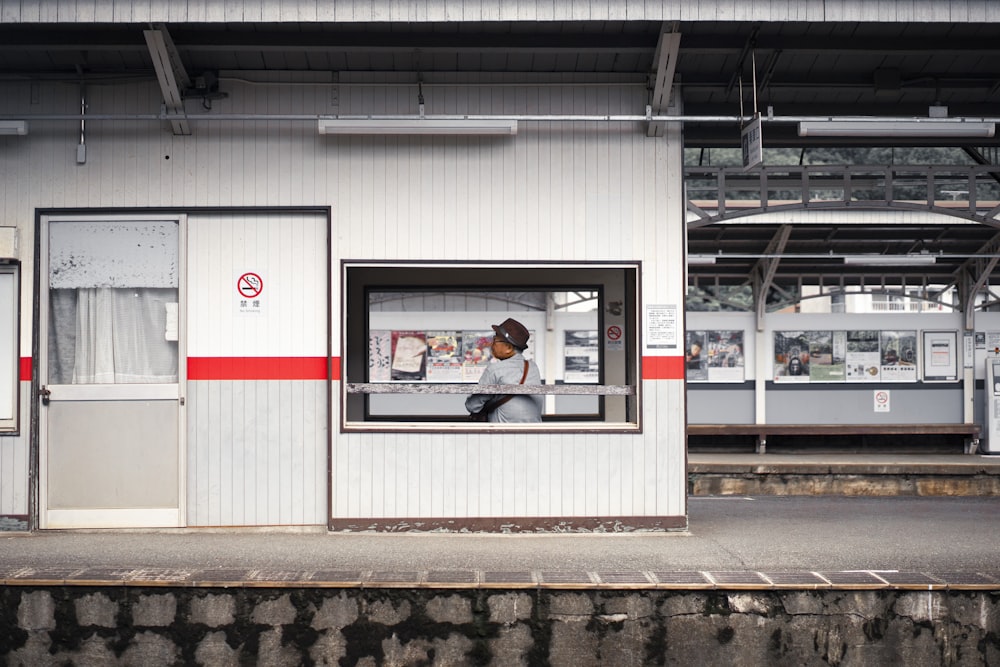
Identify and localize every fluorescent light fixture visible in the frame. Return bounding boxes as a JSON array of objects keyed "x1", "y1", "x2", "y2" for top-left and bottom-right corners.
[
  {"x1": 843, "y1": 255, "x2": 937, "y2": 266},
  {"x1": 798, "y1": 120, "x2": 995, "y2": 138},
  {"x1": 687, "y1": 254, "x2": 717, "y2": 265},
  {"x1": 0, "y1": 120, "x2": 28, "y2": 136},
  {"x1": 318, "y1": 118, "x2": 518, "y2": 136}
]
